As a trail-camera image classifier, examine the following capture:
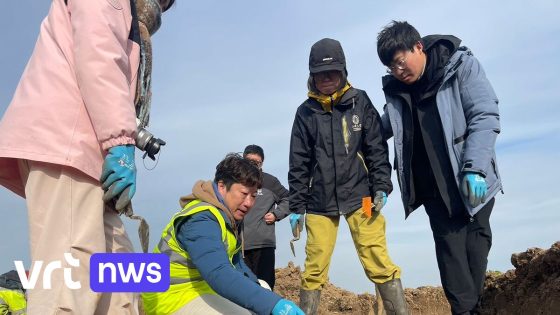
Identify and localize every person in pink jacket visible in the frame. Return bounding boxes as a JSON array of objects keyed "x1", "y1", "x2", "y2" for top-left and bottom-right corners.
[{"x1": 0, "y1": 0, "x2": 175, "y2": 313}]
